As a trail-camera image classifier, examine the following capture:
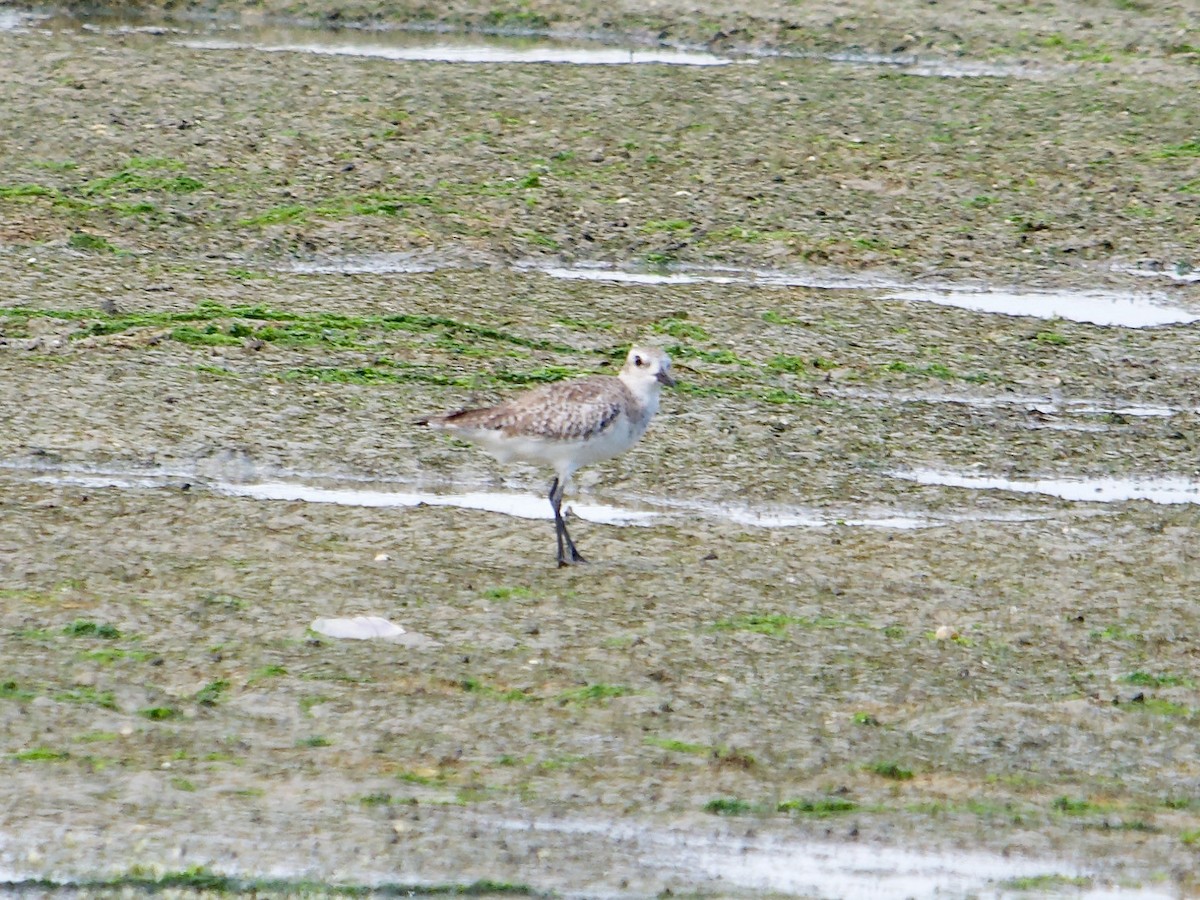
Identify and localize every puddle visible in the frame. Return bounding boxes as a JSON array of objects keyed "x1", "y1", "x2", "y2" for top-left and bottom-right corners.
[
  {"x1": 686, "y1": 501, "x2": 1044, "y2": 529},
  {"x1": 1071, "y1": 404, "x2": 1181, "y2": 418},
  {"x1": 284, "y1": 253, "x2": 441, "y2": 275},
  {"x1": 14, "y1": 9, "x2": 1038, "y2": 78},
  {"x1": 897, "y1": 60, "x2": 1029, "y2": 78},
  {"x1": 829, "y1": 388, "x2": 1186, "y2": 418},
  {"x1": 1112, "y1": 260, "x2": 1200, "y2": 284},
  {"x1": 516, "y1": 259, "x2": 909, "y2": 290},
  {"x1": 0, "y1": 816, "x2": 1161, "y2": 900},
  {"x1": 277, "y1": 254, "x2": 1199, "y2": 329},
  {"x1": 882, "y1": 286, "x2": 1198, "y2": 328},
  {"x1": 490, "y1": 816, "x2": 1162, "y2": 899},
  {"x1": 899, "y1": 469, "x2": 1200, "y2": 505},
  {"x1": 30, "y1": 472, "x2": 660, "y2": 527},
  {"x1": 815, "y1": 51, "x2": 1033, "y2": 79},
  {"x1": 533, "y1": 265, "x2": 748, "y2": 287},
  {"x1": 279, "y1": 248, "x2": 508, "y2": 275},
  {"x1": 4, "y1": 461, "x2": 1044, "y2": 532},
  {"x1": 540, "y1": 262, "x2": 1198, "y2": 328},
  {"x1": 26, "y1": 471, "x2": 933, "y2": 530},
  {"x1": 220, "y1": 479, "x2": 664, "y2": 526},
  {"x1": 285, "y1": 254, "x2": 906, "y2": 288},
  {"x1": 229, "y1": 481, "x2": 938, "y2": 532},
  {"x1": 23, "y1": 11, "x2": 746, "y2": 67},
  {"x1": 176, "y1": 33, "x2": 744, "y2": 66},
  {"x1": 718, "y1": 508, "x2": 931, "y2": 529},
  {"x1": 832, "y1": 390, "x2": 1183, "y2": 433}
]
